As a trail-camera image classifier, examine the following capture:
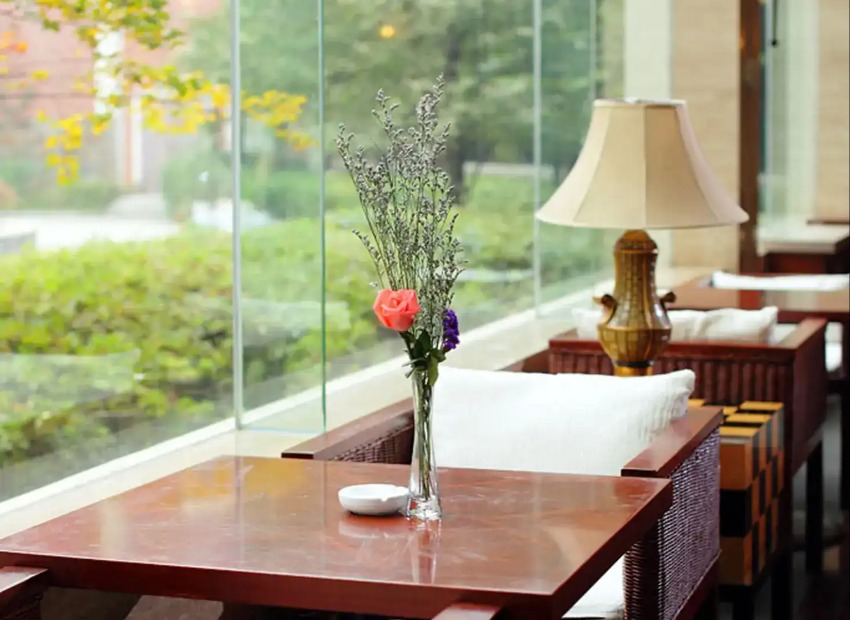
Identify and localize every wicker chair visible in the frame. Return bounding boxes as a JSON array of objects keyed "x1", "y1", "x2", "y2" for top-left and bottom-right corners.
[
  {"x1": 548, "y1": 318, "x2": 829, "y2": 620},
  {"x1": 670, "y1": 273, "x2": 849, "y2": 511},
  {"x1": 283, "y1": 379, "x2": 723, "y2": 620}
]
